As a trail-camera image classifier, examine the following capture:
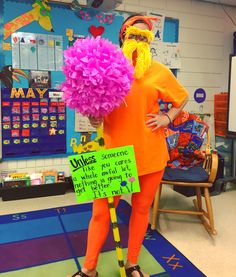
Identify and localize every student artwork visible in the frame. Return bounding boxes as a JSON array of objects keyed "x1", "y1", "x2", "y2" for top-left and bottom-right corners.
[
  {"x1": 2, "y1": 42, "x2": 11, "y2": 51},
  {"x1": 75, "y1": 8, "x2": 115, "y2": 25},
  {"x1": 150, "y1": 41, "x2": 181, "y2": 69},
  {"x1": 4, "y1": 0, "x2": 54, "y2": 40},
  {"x1": 0, "y1": 65, "x2": 28, "y2": 88},
  {"x1": 70, "y1": 130, "x2": 105, "y2": 154},
  {"x1": 95, "y1": 13, "x2": 114, "y2": 24},
  {"x1": 147, "y1": 12, "x2": 165, "y2": 41},
  {"x1": 77, "y1": 9, "x2": 92, "y2": 21},
  {"x1": 62, "y1": 36, "x2": 134, "y2": 277},
  {"x1": 89, "y1": 25, "x2": 105, "y2": 38}
]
